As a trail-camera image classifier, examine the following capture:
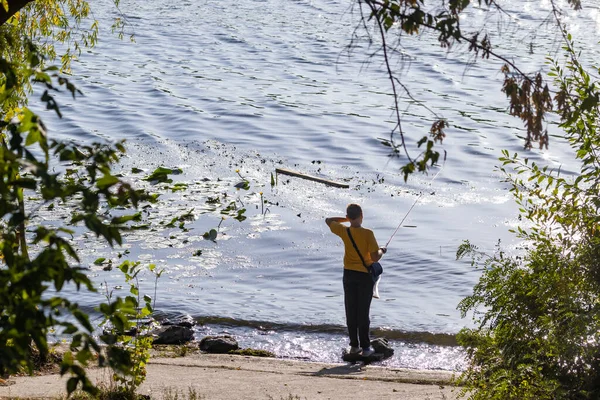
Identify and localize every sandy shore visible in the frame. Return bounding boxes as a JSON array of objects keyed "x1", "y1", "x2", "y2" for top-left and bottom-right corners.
[{"x1": 0, "y1": 353, "x2": 461, "y2": 399}]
